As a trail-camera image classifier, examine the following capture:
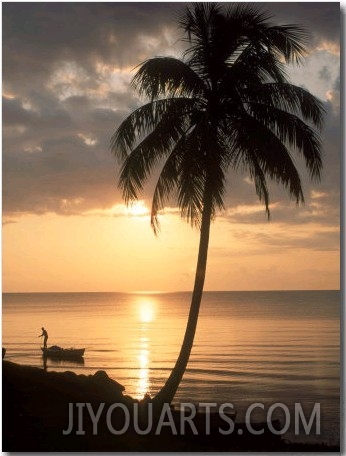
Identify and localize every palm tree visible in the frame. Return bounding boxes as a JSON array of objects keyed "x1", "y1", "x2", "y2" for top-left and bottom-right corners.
[{"x1": 111, "y1": 3, "x2": 324, "y2": 408}]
